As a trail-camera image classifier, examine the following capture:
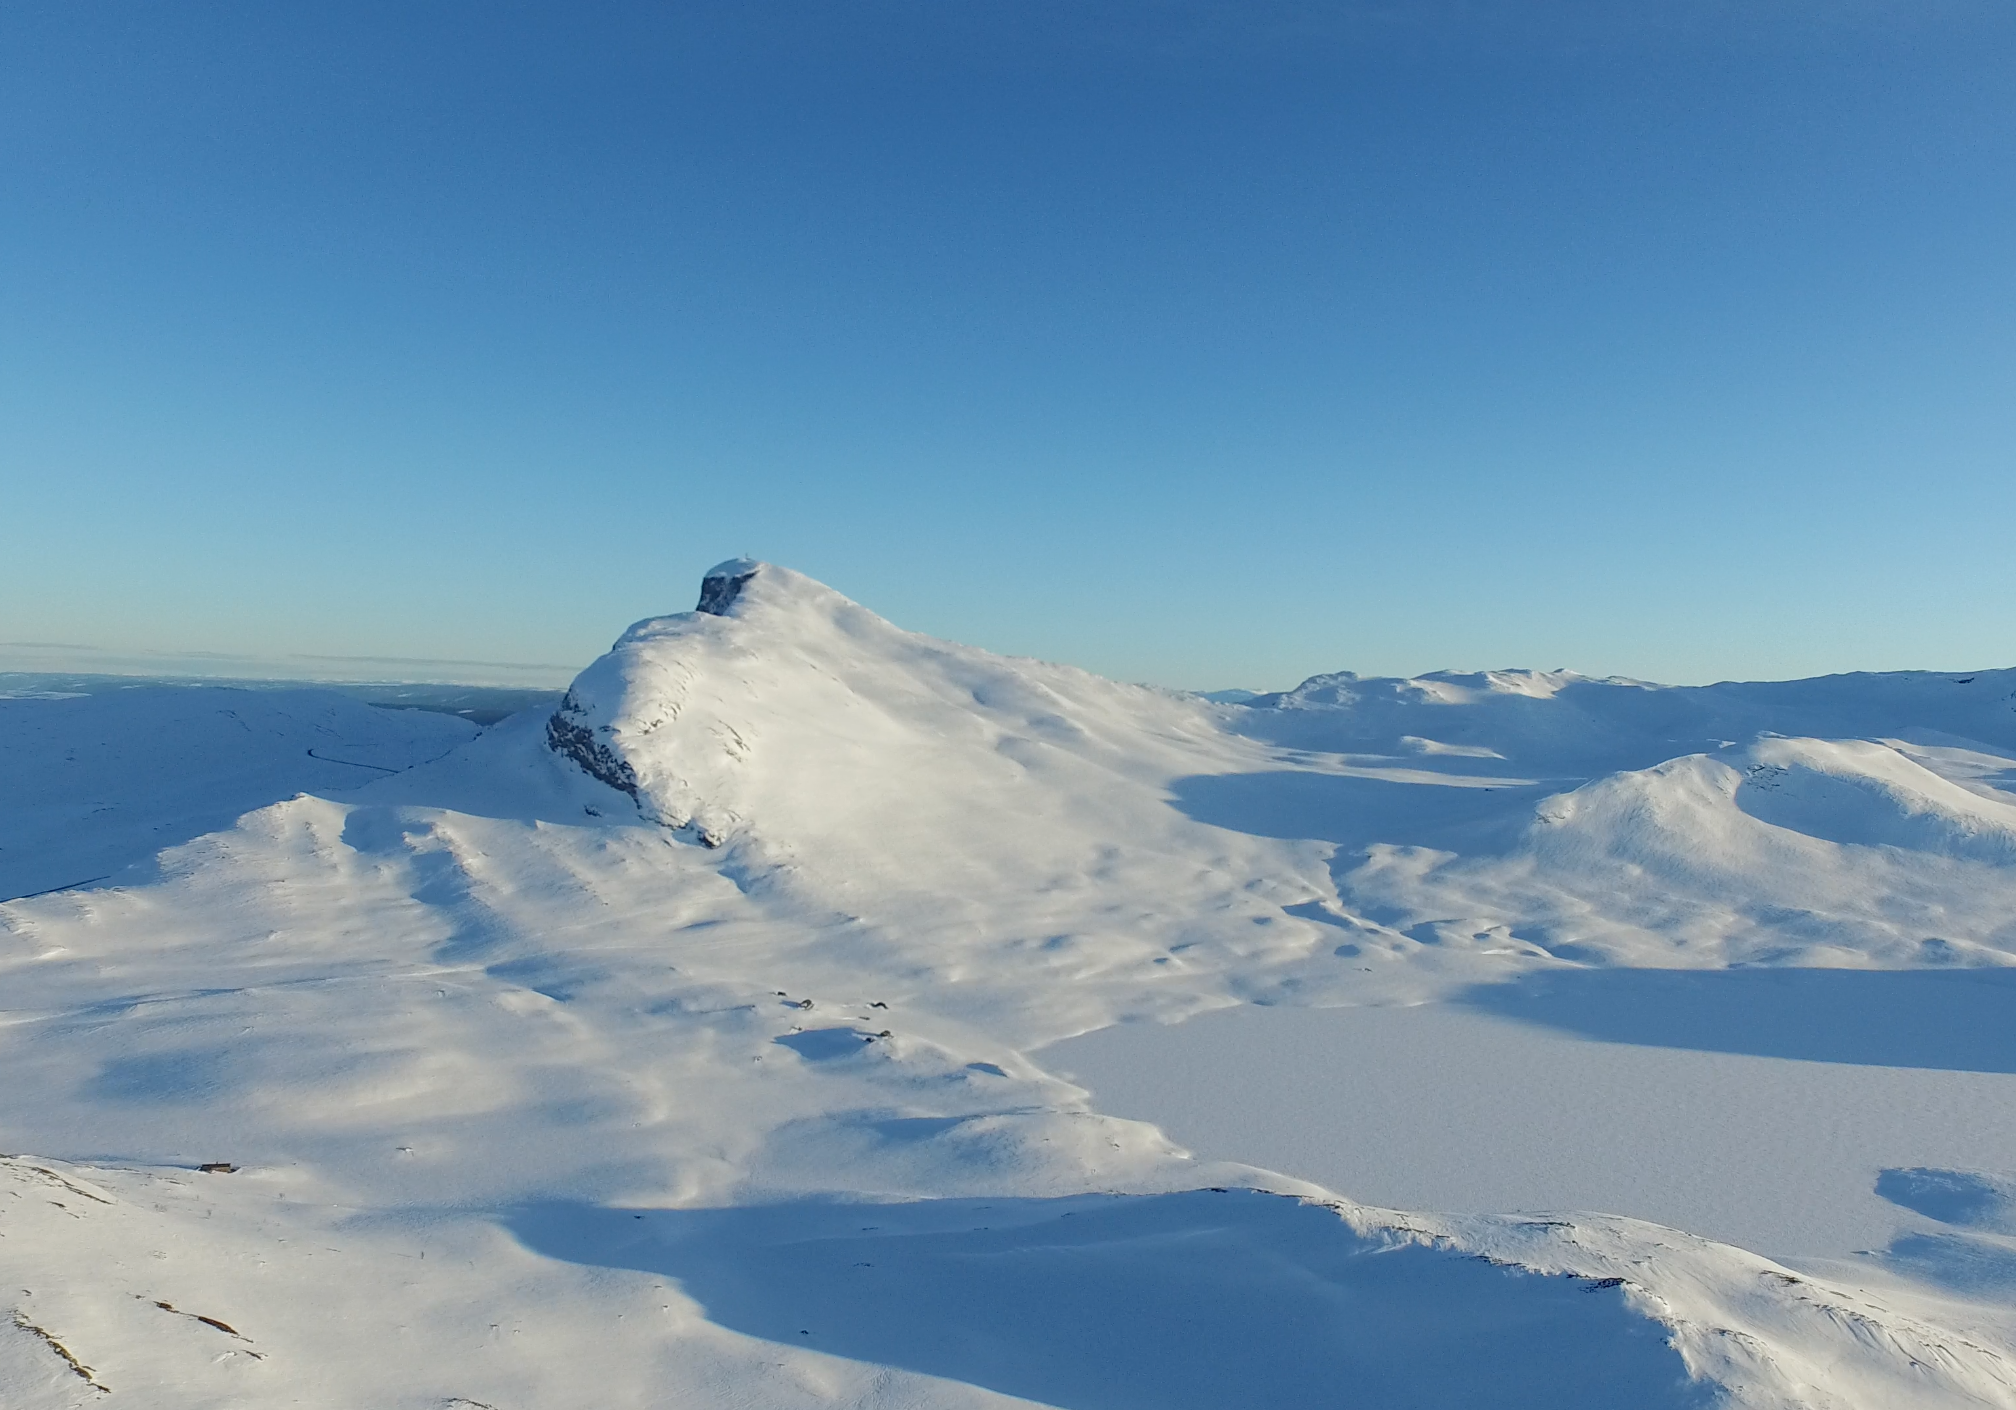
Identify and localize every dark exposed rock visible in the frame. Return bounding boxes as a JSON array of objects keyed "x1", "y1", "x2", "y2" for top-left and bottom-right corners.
[
  {"x1": 697, "y1": 564, "x2": 759, "y2": 616},
  {"x1": 545, "y1": 692, "x2": 640, "y2": 799}
]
